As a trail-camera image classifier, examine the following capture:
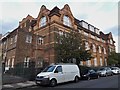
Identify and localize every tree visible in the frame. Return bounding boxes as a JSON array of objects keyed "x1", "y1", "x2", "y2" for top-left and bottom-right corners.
[
  {"x1": 108, "y1": 52, "x2": 120, "y2": 66},
  {"x1": 55, "y1": 31, "x2": 92, "y2": 66}
]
